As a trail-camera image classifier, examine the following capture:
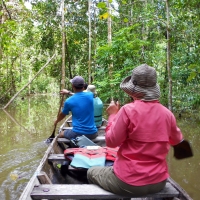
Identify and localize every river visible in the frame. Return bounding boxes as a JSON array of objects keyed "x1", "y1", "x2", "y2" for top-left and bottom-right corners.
[{"x1": 0, "y1": 95, "x2": 199, "y2": 200}]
